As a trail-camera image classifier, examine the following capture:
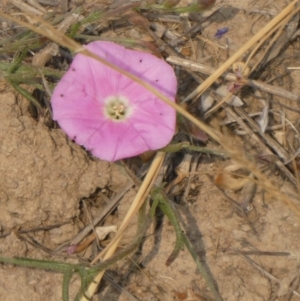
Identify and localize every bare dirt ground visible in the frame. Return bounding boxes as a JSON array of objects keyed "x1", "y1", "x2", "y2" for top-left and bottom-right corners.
[{"x1": 1, "y1": 0, "x2": 300, "y2": 301}]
